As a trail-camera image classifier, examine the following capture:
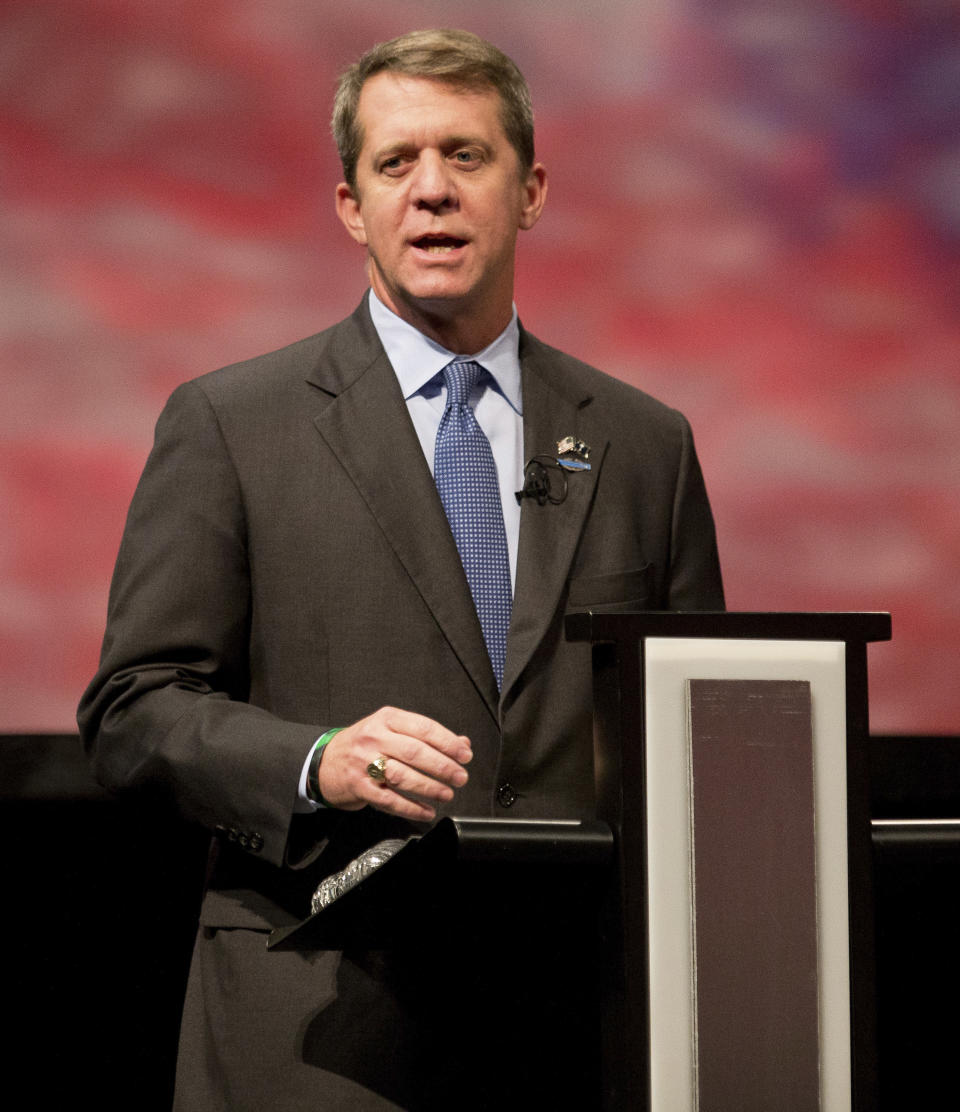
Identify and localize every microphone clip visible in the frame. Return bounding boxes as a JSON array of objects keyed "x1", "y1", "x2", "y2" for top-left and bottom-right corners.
[{"x1": 515, "y1": 455, "x2": 569, "y2": 506}]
